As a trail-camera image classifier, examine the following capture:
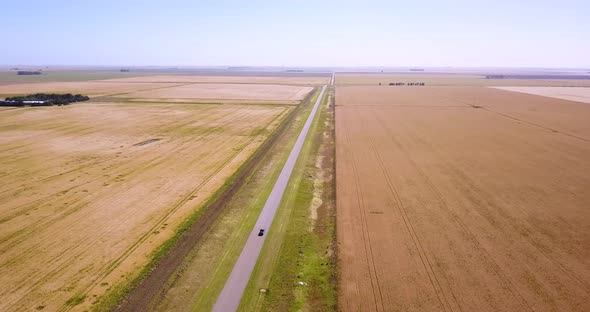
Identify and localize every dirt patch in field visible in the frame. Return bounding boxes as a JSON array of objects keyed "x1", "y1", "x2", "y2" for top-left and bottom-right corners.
[
  {"x1": 0, "y1": 102, "x2": 289, "y2": 311},
  {"x1": 133, "y1": 138, "x2": 162, "y2": 146},
  {"x1": 336, "y1": 86, "x2": 590, "y2": 311}
]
